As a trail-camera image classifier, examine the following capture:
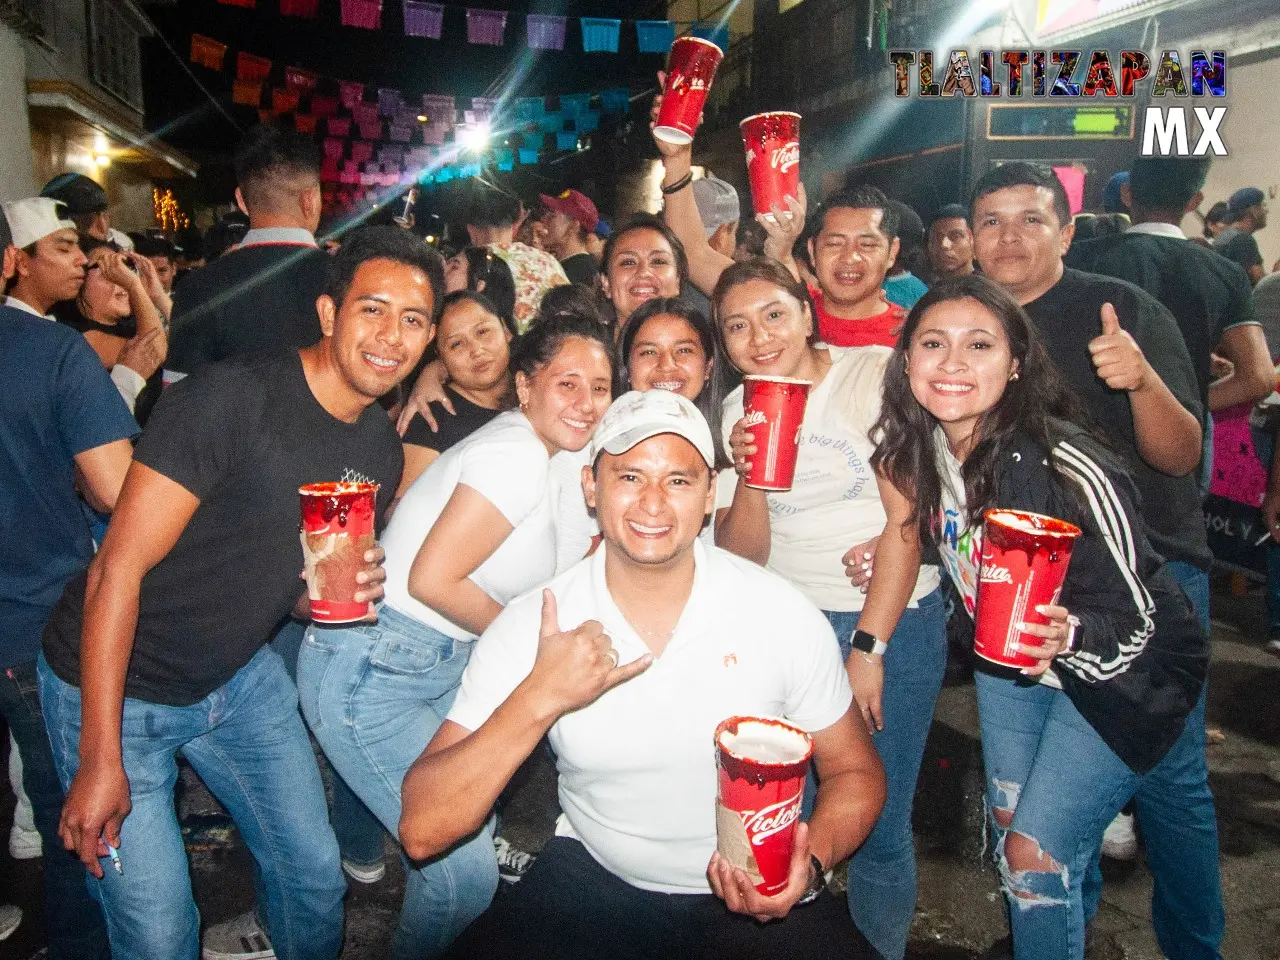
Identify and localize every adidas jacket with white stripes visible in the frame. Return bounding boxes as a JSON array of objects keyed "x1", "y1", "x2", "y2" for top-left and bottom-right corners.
[{"x1": 984, "y1": 425, "x2": 1208, "y2": 774}]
